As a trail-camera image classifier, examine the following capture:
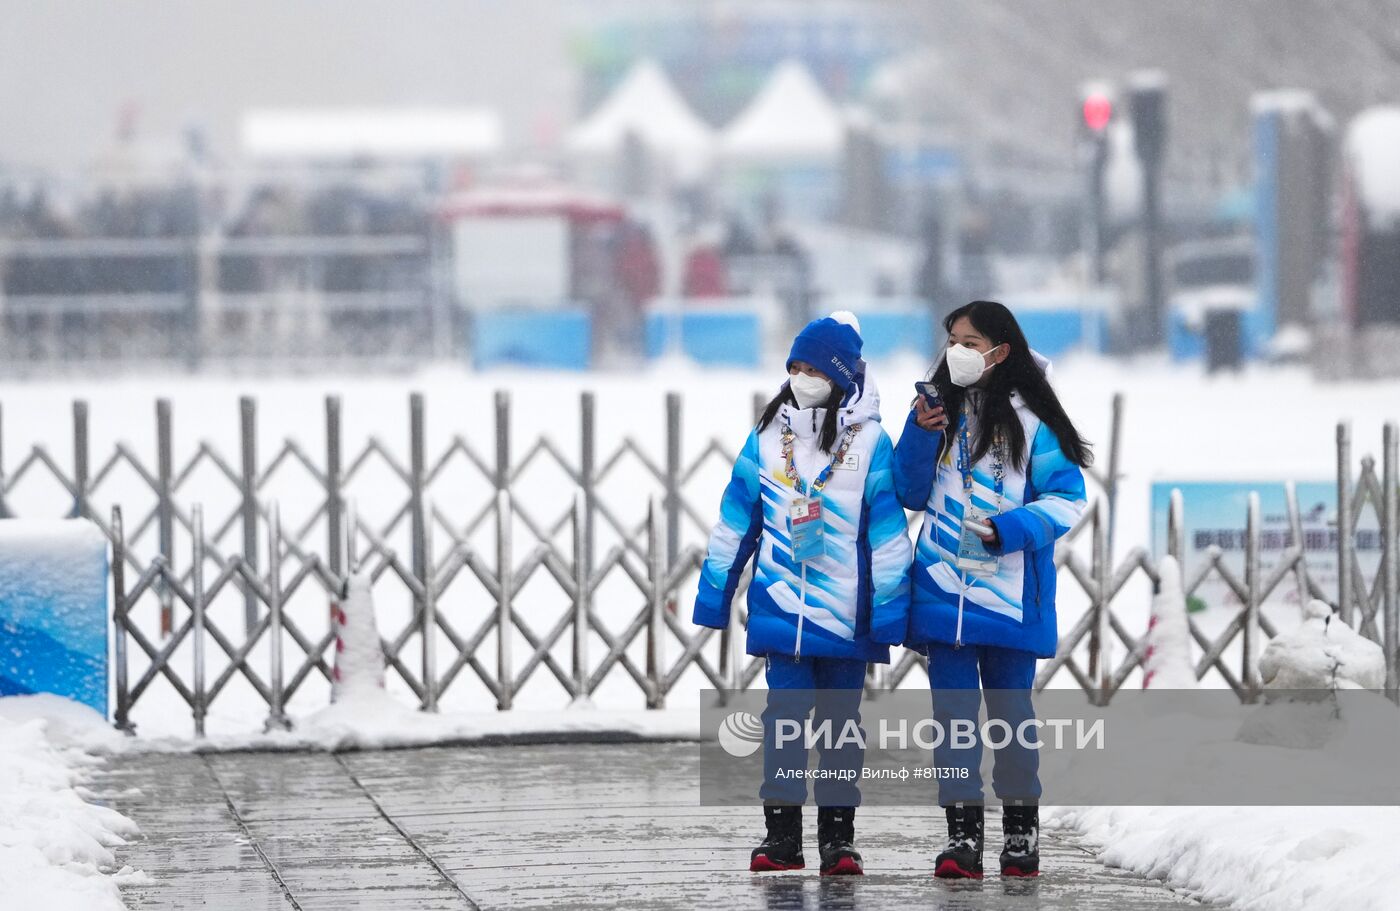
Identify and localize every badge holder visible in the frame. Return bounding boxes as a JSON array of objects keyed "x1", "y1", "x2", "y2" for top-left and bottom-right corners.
[
  {"x1": 789, "y1": 496, "x2": 826, "y2": 562},
  {"x1": 955, "y1": 508, "x2": 999, "y2": 575}
]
